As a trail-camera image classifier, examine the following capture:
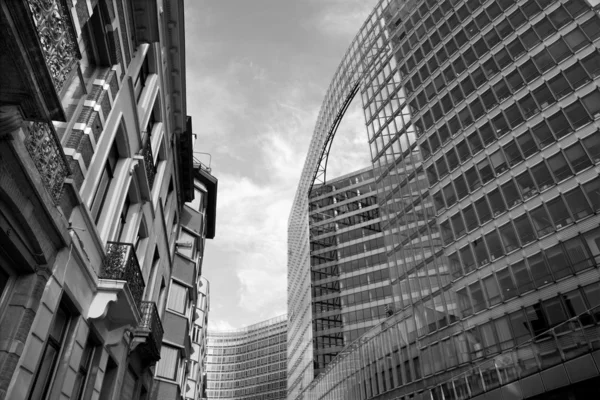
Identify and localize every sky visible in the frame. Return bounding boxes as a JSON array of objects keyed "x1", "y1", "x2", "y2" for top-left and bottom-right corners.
[{"x1": 184, "y1": 0, "x2": 378, "y2": 330}]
